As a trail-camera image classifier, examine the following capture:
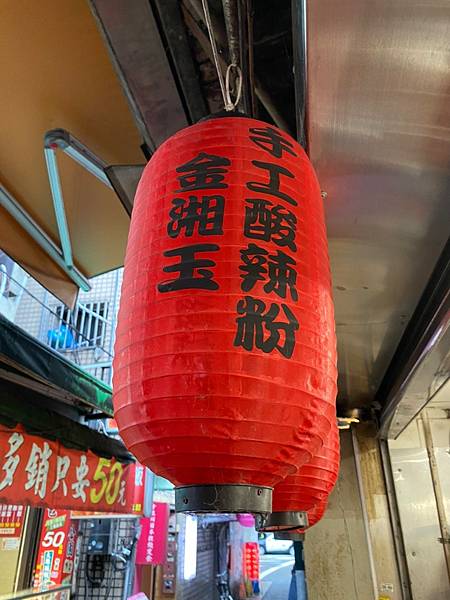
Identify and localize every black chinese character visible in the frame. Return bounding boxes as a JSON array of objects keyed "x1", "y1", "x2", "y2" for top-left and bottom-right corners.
[
  {"x1": 244, "y1": 199, "x2": 297, "y2": 252},
  {"x1": 249, "y1": 126, "x2": 297, "y2": 158},
  {"x1": 234, "y1": 296, "x2": 299, "y2": 358},
  {"x1": 158, "y1": 244, "x2": 220, "y2": 292},
  {"x1": 168, "y1": 195, "x2": 224, "y2": 238},
  {"x1": 176, "y1": 153, "x2": 231, "y2": 192},
  {"x1": 265, "y1": 250, "x2": 298, "y2": 301},
  {"x1": 239, "y1": 244, "x2": 298, "y2": 300},
  {"x1": 239, "y1": 244, "x2": 268, "y2": 292},
  {"x1": 247, "y1": 161, "x2": 297, "y2": 206}
]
